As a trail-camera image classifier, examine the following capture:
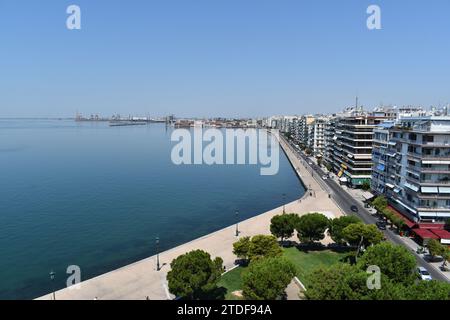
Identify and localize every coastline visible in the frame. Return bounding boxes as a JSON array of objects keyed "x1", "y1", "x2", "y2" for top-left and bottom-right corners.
[{"x1": 37, "y1": 135, "x2": 343, "y2": 300}]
